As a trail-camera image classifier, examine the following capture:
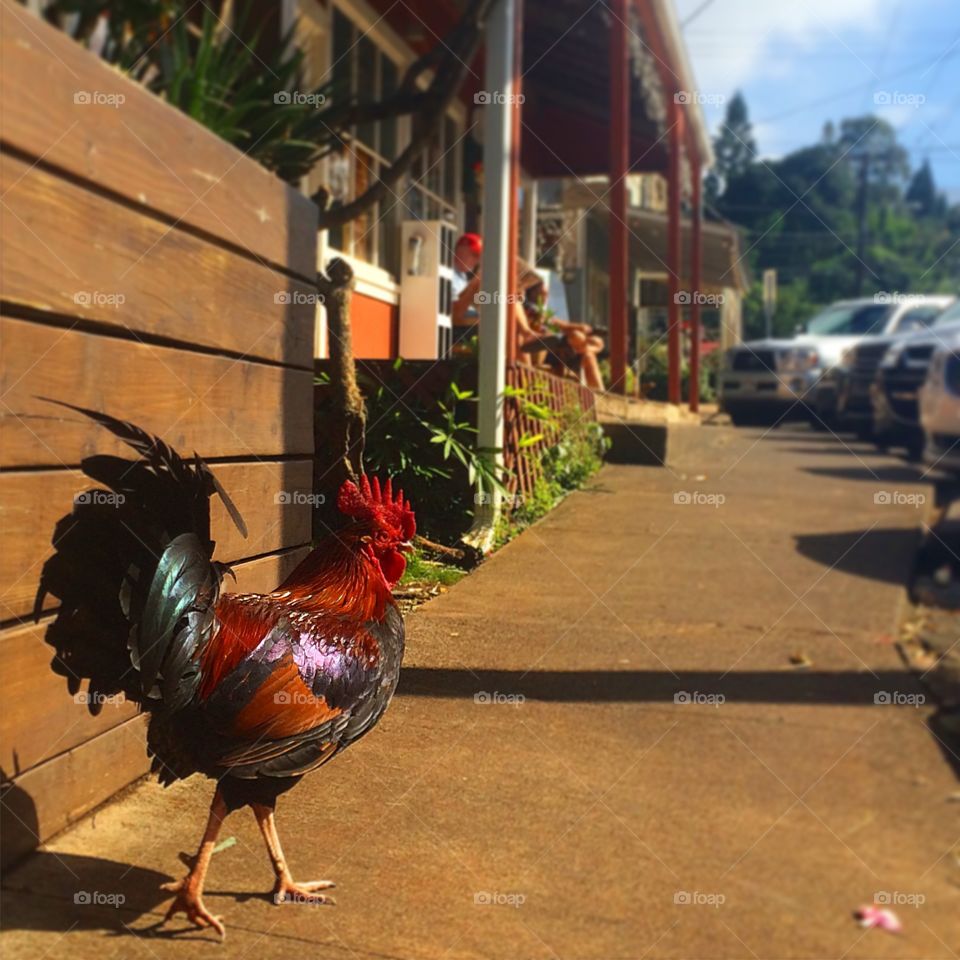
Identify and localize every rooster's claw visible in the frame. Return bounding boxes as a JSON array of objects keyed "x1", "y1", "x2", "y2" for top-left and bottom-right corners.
[
  {"x1": 160, "y1": 878, "x2": 226, "y2": 939},
  {"x1": 272, "y1": 878, "x2": 336, "y2": 906}
]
